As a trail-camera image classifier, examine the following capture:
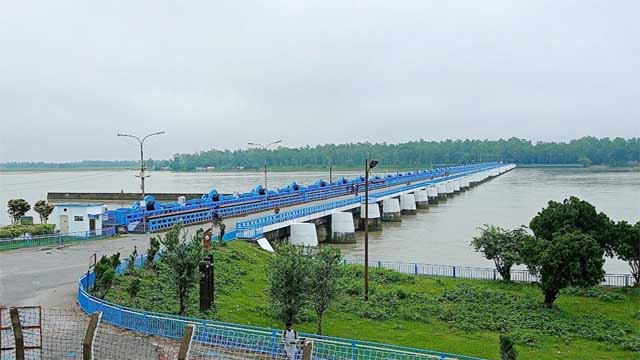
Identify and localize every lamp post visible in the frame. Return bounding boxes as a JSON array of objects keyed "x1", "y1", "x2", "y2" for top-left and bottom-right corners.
[
  {"x1": 364, "y1": 157, "x2": 378, "y2": 301},
  {"x1": 117, "y1": 131, "x2": 165, "y2": 232},
  {"x1": 248, "y1": 140, "x2": 282, "y2": 200}
]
